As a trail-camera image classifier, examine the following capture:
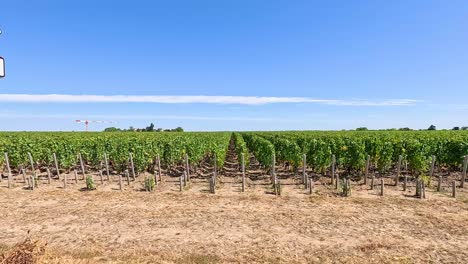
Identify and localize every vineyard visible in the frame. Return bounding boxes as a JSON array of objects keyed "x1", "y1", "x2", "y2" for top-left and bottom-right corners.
[
  {"x1": 0, "y1": 131, "x2": 467, "y2": 190},
  {"x1": 0, "y1": 132, "x2": 231, "y2": 174},
  {"x1": 241, "y1": 130, "x2": 468, "y2": 175},
  {"x1": 1, "y1": 130, "x2": 468, "y2": 263}
]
